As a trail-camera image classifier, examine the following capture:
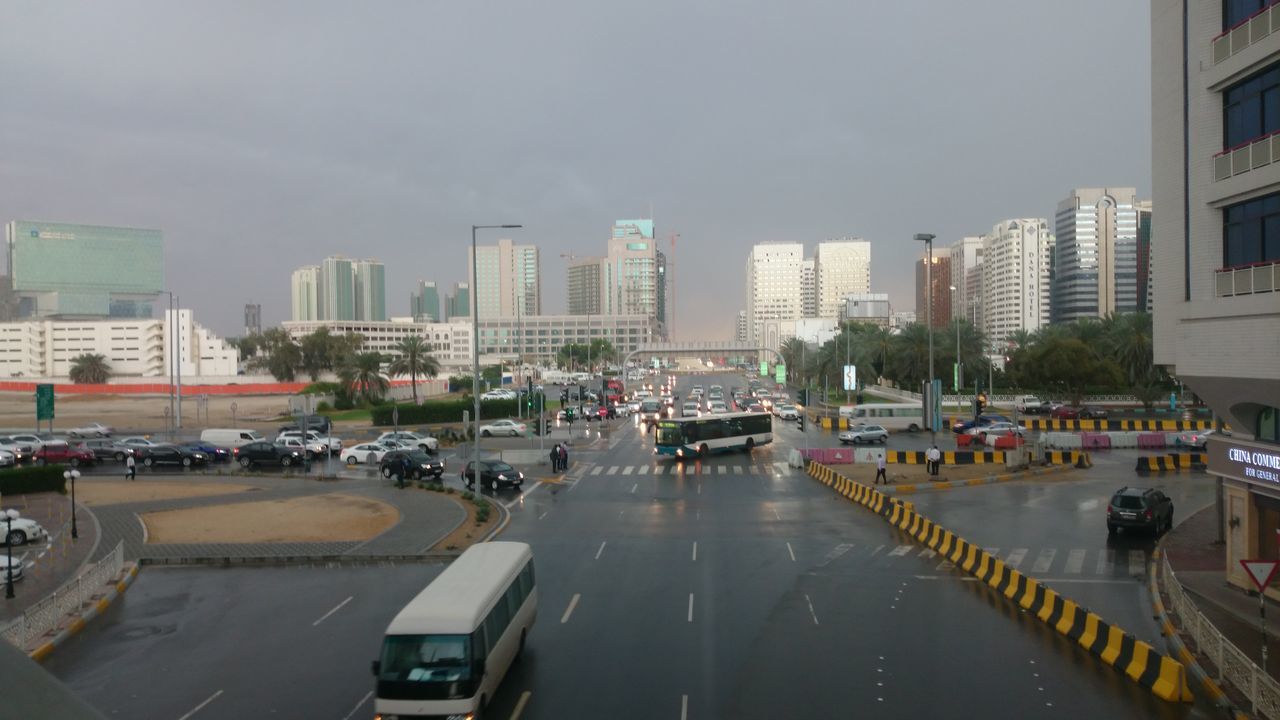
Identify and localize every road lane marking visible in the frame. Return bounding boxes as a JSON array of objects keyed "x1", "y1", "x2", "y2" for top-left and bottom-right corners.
[
  {"x1": 1128, "y1": 550, "x2": 1146, "y2": 575},
  {"x1": 510, "y1": 690, "x2": 533, "y2": 720},
  {"x1": 889, "y1": 545, "x2": 912, "y2": 557},
  {"x1": 312, "y1": 596, "x2": 353, "y2": 626},
  {"x1": 538, "y1": 511, "x2": 549, "y2": 520},
  {"x1": 595, "y1": 541, "x2": 607, "y2": 560},
  {"x1": 733, "y1": 465, "x2": 743, "y2": 474},
  {"x1": 1064, "y1": 549, "x2": 1086, "y2": 574},
  {"x1": 341, "y1": 691, "x2": 373, "y2": 720},
  {"x1": 1005, "y1": 548, "x2": 1028, "y2": 569},
  {"x1": 918, "y1": 549, "x2": 936, "y2": 559},
  {"x1": 591, "y1": 466, "x2": 603, "y2": 475},
  {"x1": 692, "y1": 541, "x2": 697, "y2": 562},
  {"x1": 804, "y1": 593, "x2": 820, "y2": 625},
  {"x1": 870, "y1": 544, "x2": 884, "y2": 556},
  {"x1": 561, "y1": 593, "x2": 581, "y2": 624},
  {"x1": 983, "y1": 547, "x2": 999, "y2": 557},
  {"x1": 630, "y1": 483, "x2": 638, "y2": 494},
  {"x1": 773, "y1": 508, "x2": 781, "y2": 521},
  {"x1": 717, "y1": 466, "x2": 726, "y2": 475},
  {"x1": 638, "y1": 465, "x2": 650, "y2": 475},
  {"x1": 503, "y1": 481, "x2": 543, "y2": 509},
  {"x1": 607, "y1": 466, "x2": 619, "y2": 475},
  {"x1": 1096, "y1": 549, "x2": 1114, "y2": 575},
  {"x1": 786, "y1": 542, "x2": 796, "y2": 562},
  {"x1": 681, "y1": 694, "x2": 688, "y2": 720},
  {"x1": 688, "y1": 593, "x2": 694, "y2": 622},
  {"x1": 177, "y1": 690, "x2": 223, "y2": 720},
  {"x1": 623, "y1": 466, "x2": 634, "y2": 475},
  {"x1": 1031, "y1": 549, "x2": 1057, "y2": 574},
  {"x1": 697, "y1": 483, "x2": 702, "y2": 495}
]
